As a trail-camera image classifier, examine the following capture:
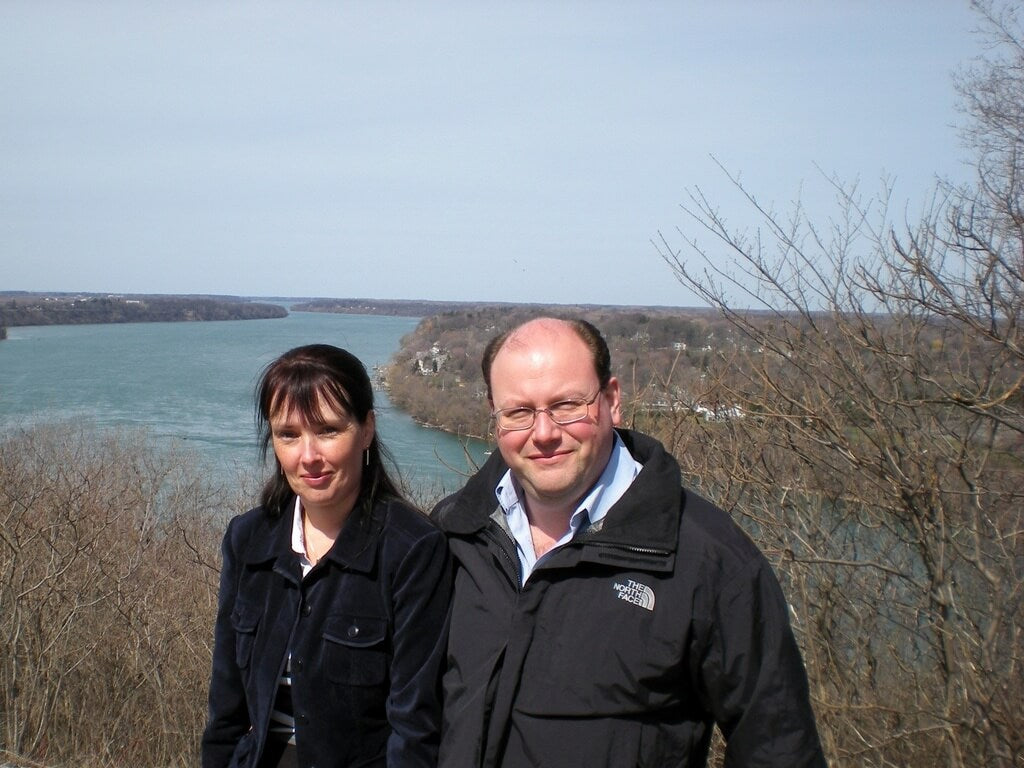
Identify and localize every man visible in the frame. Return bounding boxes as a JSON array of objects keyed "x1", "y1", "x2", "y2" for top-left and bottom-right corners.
[{"x1": 432, "y1": 317, "x2": 827, "y2": 767}]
